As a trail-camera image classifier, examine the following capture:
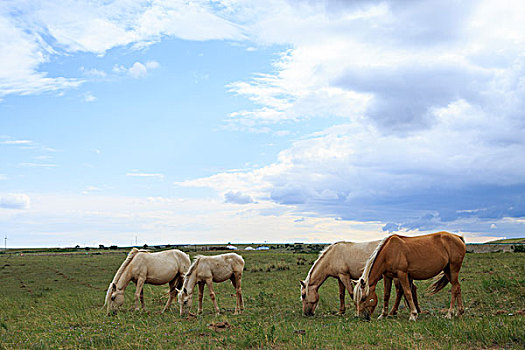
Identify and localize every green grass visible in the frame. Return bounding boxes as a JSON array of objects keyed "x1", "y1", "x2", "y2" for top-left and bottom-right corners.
[{"x1": 1, "y1": 250, "x2": 524, "y2": 349}]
